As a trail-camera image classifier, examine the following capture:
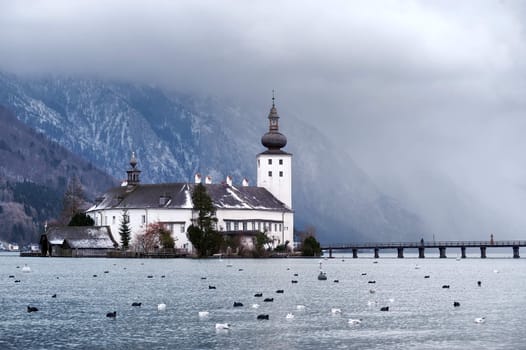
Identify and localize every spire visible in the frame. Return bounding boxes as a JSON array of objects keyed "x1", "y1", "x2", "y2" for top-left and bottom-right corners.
[
  {"x1": 130, "y1": 151, "x2": 137, "y2": 168},
  {"x1": 261, "y1": 93, "x2": 287, "y2": 151}
]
